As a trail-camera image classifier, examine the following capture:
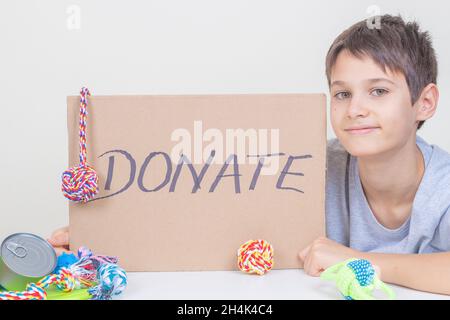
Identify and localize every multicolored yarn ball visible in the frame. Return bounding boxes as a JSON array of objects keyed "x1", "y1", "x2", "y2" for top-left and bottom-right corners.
[
  {"x1": 237, "y1": 239, "x2": 274, "y2": 275},
  {"x1": 88, "y1": 263, "x2": 127, "y2": 300},
  {"x1": 61, "y1": 87, "x2": 99, "y2": 203},
  {"x1": 320, "y1": 258, "x2": 396, "y2": 300}
]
